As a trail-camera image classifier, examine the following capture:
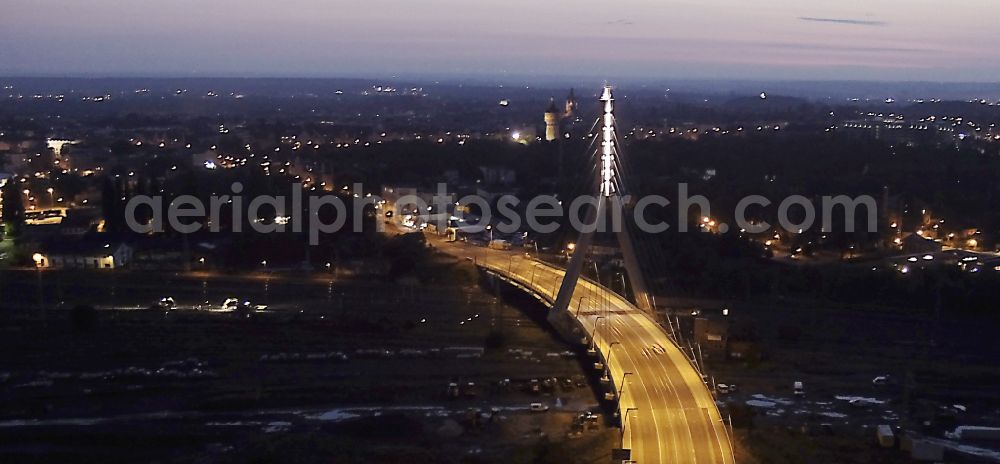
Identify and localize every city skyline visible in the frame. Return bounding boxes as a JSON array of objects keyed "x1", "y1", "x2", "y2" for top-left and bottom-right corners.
[
  {"x1": 2, "y1": 3, "x2": 1000, "y2": 463},
  {"x1": 2, "y1": 0, "x2": 999, "y2": 82}
]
